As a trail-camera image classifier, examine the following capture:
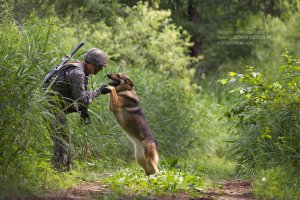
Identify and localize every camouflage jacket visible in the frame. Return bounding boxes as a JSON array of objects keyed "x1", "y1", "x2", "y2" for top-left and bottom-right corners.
[{"x1": 47, "y1": 62, "x2": 101, "y2": 112}]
